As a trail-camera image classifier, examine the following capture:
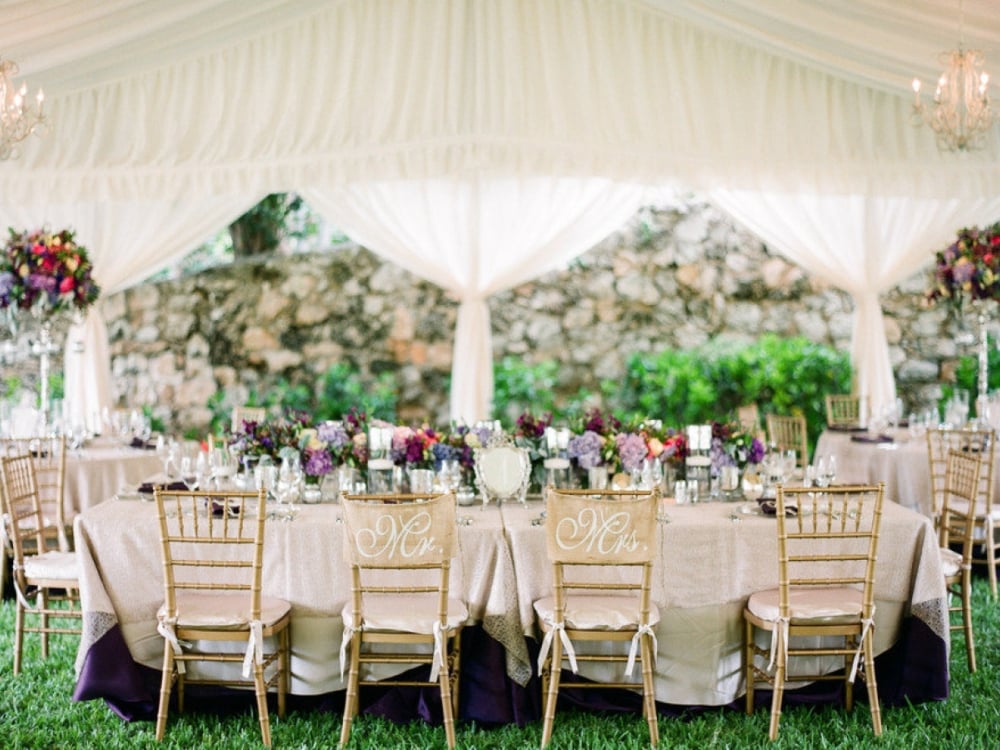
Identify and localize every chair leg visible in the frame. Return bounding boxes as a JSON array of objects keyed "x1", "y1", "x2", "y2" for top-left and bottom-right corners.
[
  {"x1": 39, "y1": 589, "x2": 49, "y2": 659},
  {"x1": 862, "y1": 630, "x2": 882, "y2": 736},
  {"x1": 844, "y1": 636, "x2": 854, "y2": 713},
  {"x1": 540, "y1": 634, "x2": 562, "y2": 749},
  {"x1": 438, "y1": 650, "x2": 456, "y2": 750},
  {"x1": 254, "y1": 657, "x2": 272, "y2": 748},
  {"x1": 278, "y1": 627, "x2": 289, "y2": 719},
  {"x1": 963, "y1": 570, "x2": 977, "y2": 673},
  {"x1": 339, "y1": 634, "x2": 361, "y2": 749},
  {"x1": 743, "y1": 618, "x2": 755, "y2": 716},
  {"x1": 768, "y1": 642, "x2": 785, "y2": 741},
  {"x1": 640, "y1": 633, "x2": 659, "y2": 747},
  {"x1": 155, "y1": 645, "x2": 174, "y2": 741},
  {"x1": 449, "y1": 632, "x2": 462, "y2": 719},
  {"x1": 13, "y1": 596, "x2": 25, "y2": 675},
  {"x1": 987, "y1": 520, "x2": 998, "y2": 600}
]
